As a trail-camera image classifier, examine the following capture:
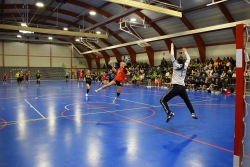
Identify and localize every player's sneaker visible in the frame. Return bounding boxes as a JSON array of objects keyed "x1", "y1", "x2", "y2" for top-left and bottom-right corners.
[
  {"x1": 112, "y1": 98, "x2": 117, "y2": 103},
  {"x1": 86, "y1": 93, "x2": 88, "y2": 96},
  {"x1": 191, "y1": 113, "x2": 198, "y2": 119},
  {"x1": 95, "y1": 89, "x2": 99, "y2": 92},
  {"x1": 166, "y1": 112, "x2": 174, "y2": 123}
]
